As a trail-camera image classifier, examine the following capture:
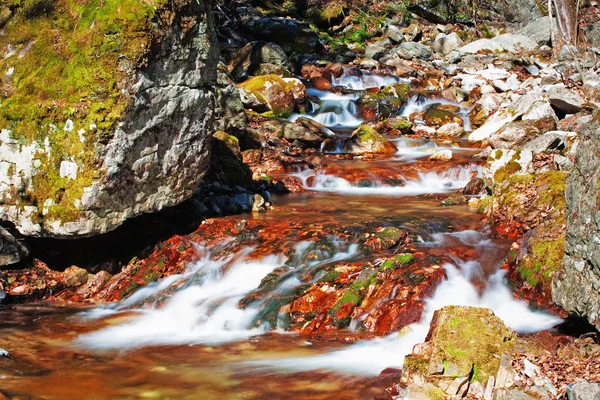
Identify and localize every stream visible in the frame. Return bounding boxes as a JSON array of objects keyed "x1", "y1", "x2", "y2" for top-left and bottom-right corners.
[{"x1": 0, "y1": 70, "x2": 562, "y2": 399}]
